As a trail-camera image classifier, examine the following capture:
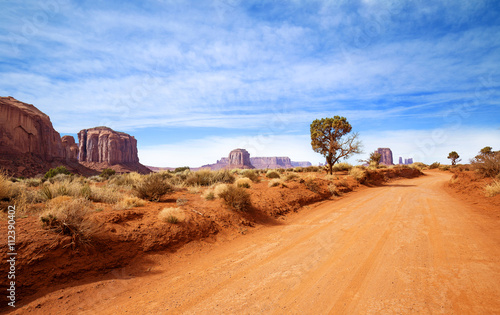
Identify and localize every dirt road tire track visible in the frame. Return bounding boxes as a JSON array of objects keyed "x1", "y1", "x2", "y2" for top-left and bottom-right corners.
[{"x1": 12, "y1": 171, "x2": 500, "y2": 314}]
